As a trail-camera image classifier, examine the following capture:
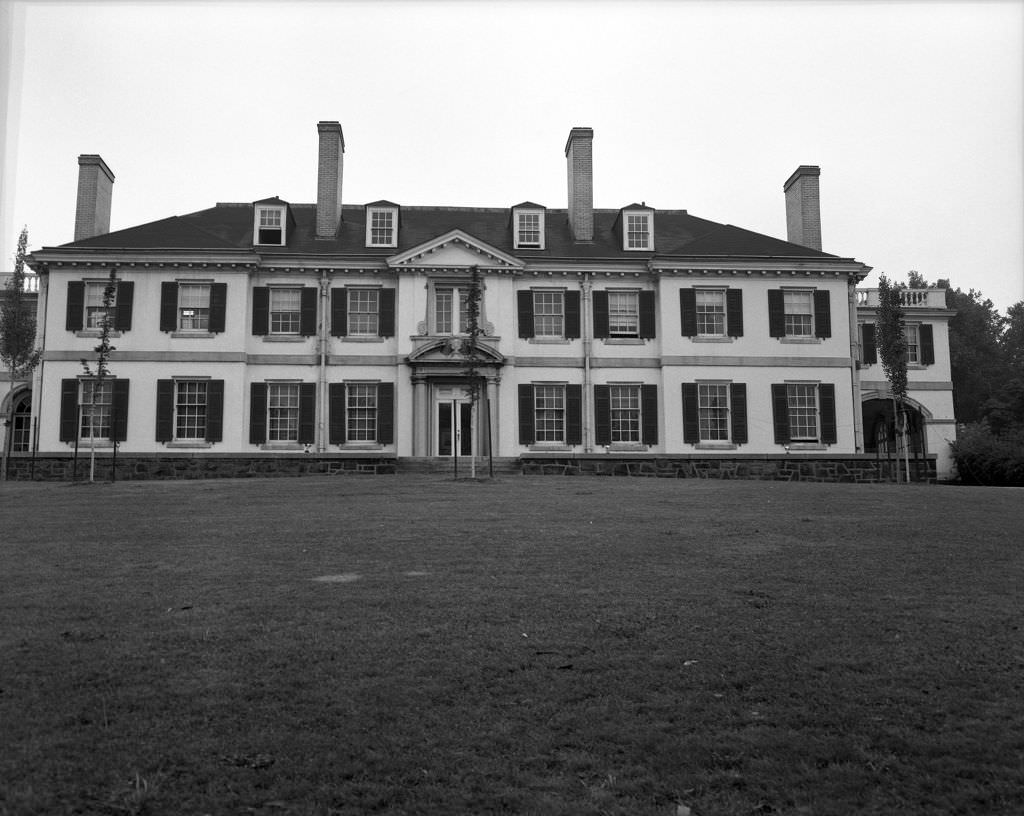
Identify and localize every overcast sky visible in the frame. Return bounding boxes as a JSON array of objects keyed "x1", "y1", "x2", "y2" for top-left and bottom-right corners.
[{"x1": 2, "y1": 0, "x2": 1022, "y2": 311}]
